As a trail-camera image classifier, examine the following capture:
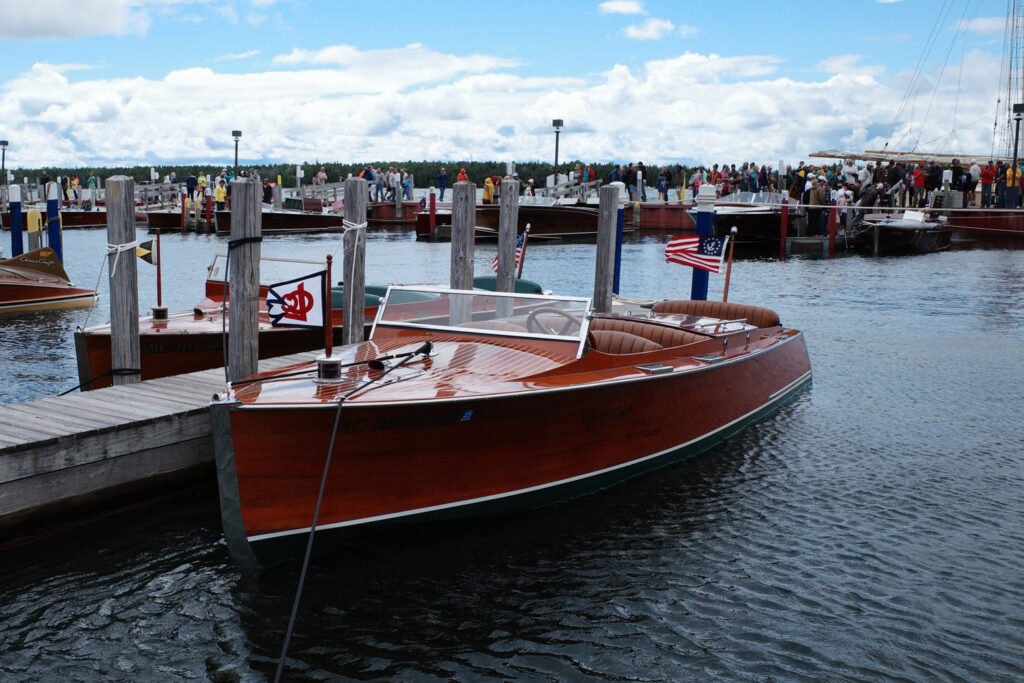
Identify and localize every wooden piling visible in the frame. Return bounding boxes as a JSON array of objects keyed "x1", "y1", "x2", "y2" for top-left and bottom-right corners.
[
  {"x1": 394, "y1": 177, "x2": 403, "y2": 220},
  {"x1": 105, "y1": 176, "x2": 141, "y2": 386},
  {"x1": 342, "y1": 177, "x2": 368, "y2": 346},
  {"x1": 496, "y1": 179, "x2": 519, "y2": 293},
  {"x1": 594, "y1": 185, "x2": 618, "y2": 313},
  {"x1": 227, "y1": 178, "x2": 261, "y2": 383},
  {"x1": 828, "y1": 205, "x2": 838, "y2": 258},
  {"x1": 779, "y1": 199, "x2": 789, "y2": 260},
  {"x1": 450, "y1": 181, "x2": 475, "y2": 324}
]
